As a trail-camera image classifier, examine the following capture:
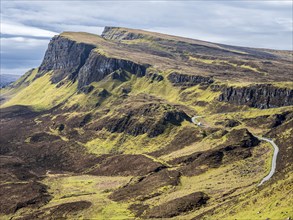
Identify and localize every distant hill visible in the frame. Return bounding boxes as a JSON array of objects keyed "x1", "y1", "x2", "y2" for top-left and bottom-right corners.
[{"x1": 0, "y1": 74, "x2": 21, "y2": 88}]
